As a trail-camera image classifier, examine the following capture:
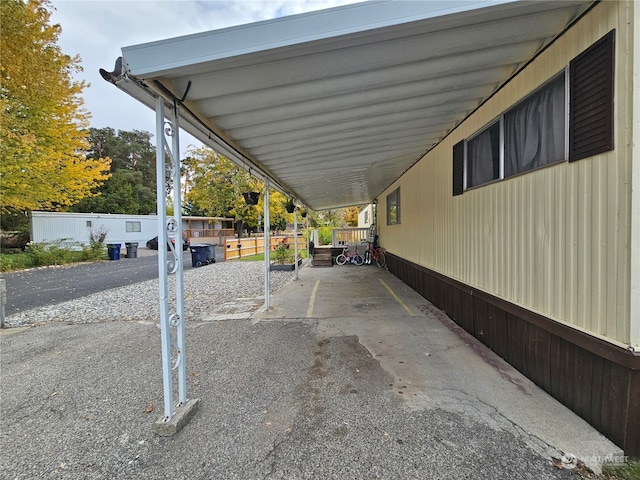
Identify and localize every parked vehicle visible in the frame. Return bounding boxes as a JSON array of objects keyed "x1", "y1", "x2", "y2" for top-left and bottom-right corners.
[{"x1": 146, "y1": 236, "x2": 189, "y2": 251}]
